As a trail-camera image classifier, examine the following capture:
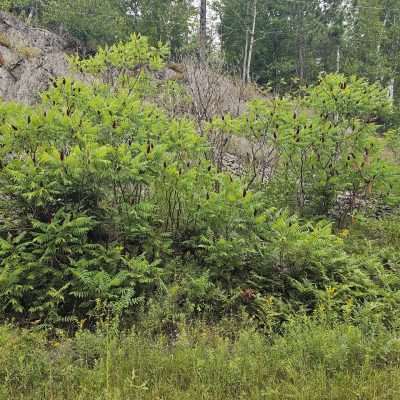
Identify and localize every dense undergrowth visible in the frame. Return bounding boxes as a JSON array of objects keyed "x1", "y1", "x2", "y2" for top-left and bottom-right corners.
[
  {"x1": 1, "y1": 35, "x2": 400, "y2": 398},
  {"x1": 2, "y1": 314, "x2": 400, "y2": 400}
]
